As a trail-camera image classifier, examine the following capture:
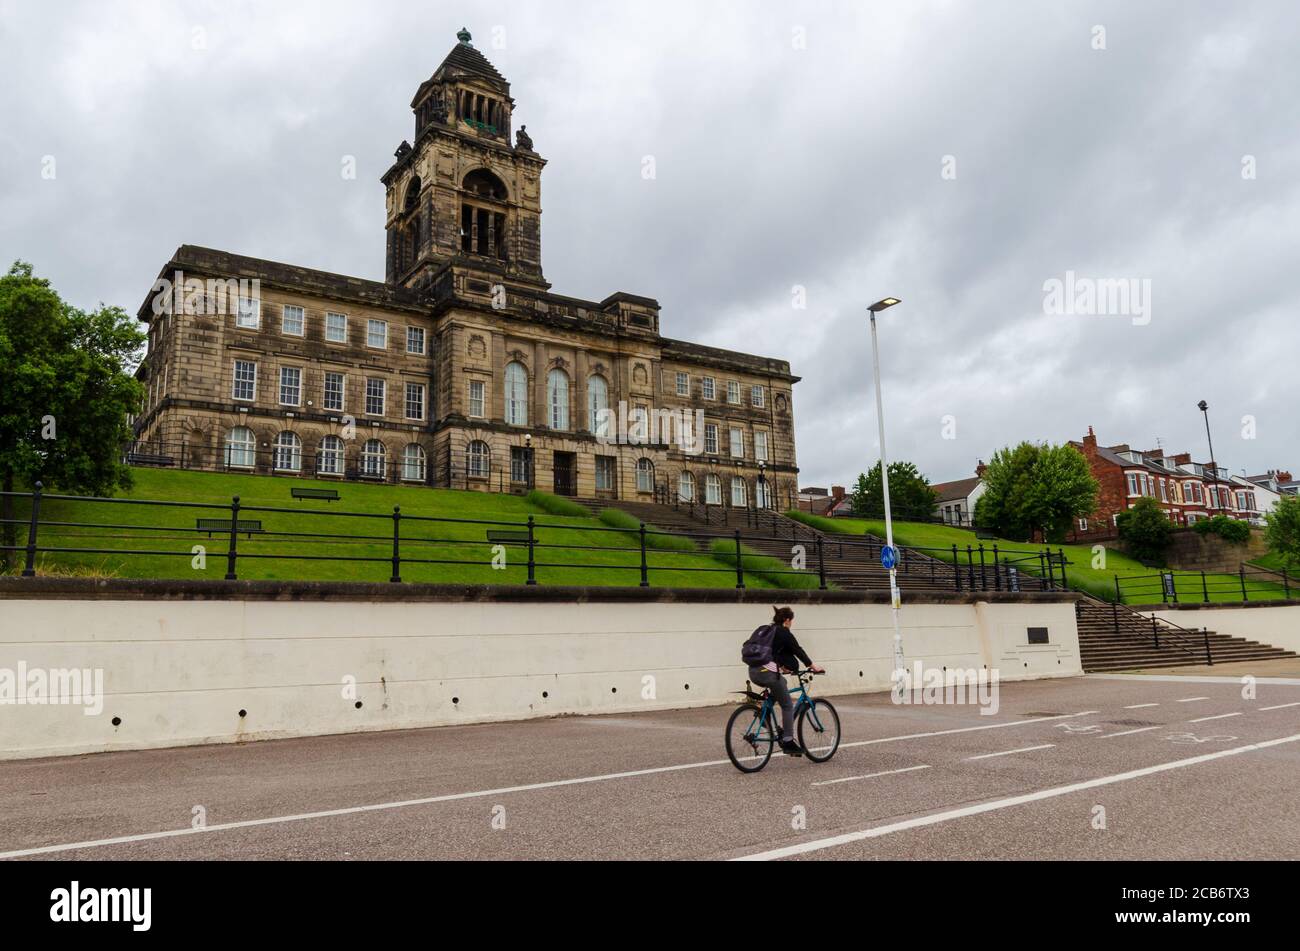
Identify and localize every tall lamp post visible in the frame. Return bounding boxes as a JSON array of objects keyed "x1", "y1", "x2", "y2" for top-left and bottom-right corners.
[
  {"x1": 868, "y1": 297, "x2": 905, "y2": 678},
  {"x1": 1197, "y1": 400, "x2": 1219, "y2": 512},
  {"x1": 524, "y1": 433, "x2": 534, "y2": 491},
  {"x1": 758, "y1": 460, "x2": 767, "y2": 510}
]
